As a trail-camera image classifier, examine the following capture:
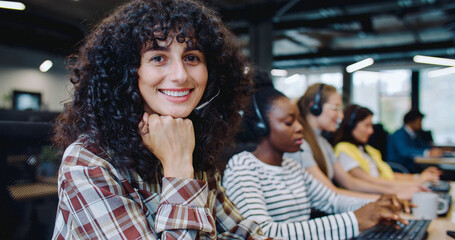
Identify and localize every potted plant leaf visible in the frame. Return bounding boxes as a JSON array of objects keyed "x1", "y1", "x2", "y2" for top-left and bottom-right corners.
[{"x1": 38, "y1": 145, "x2": 61, "y2": 177}]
